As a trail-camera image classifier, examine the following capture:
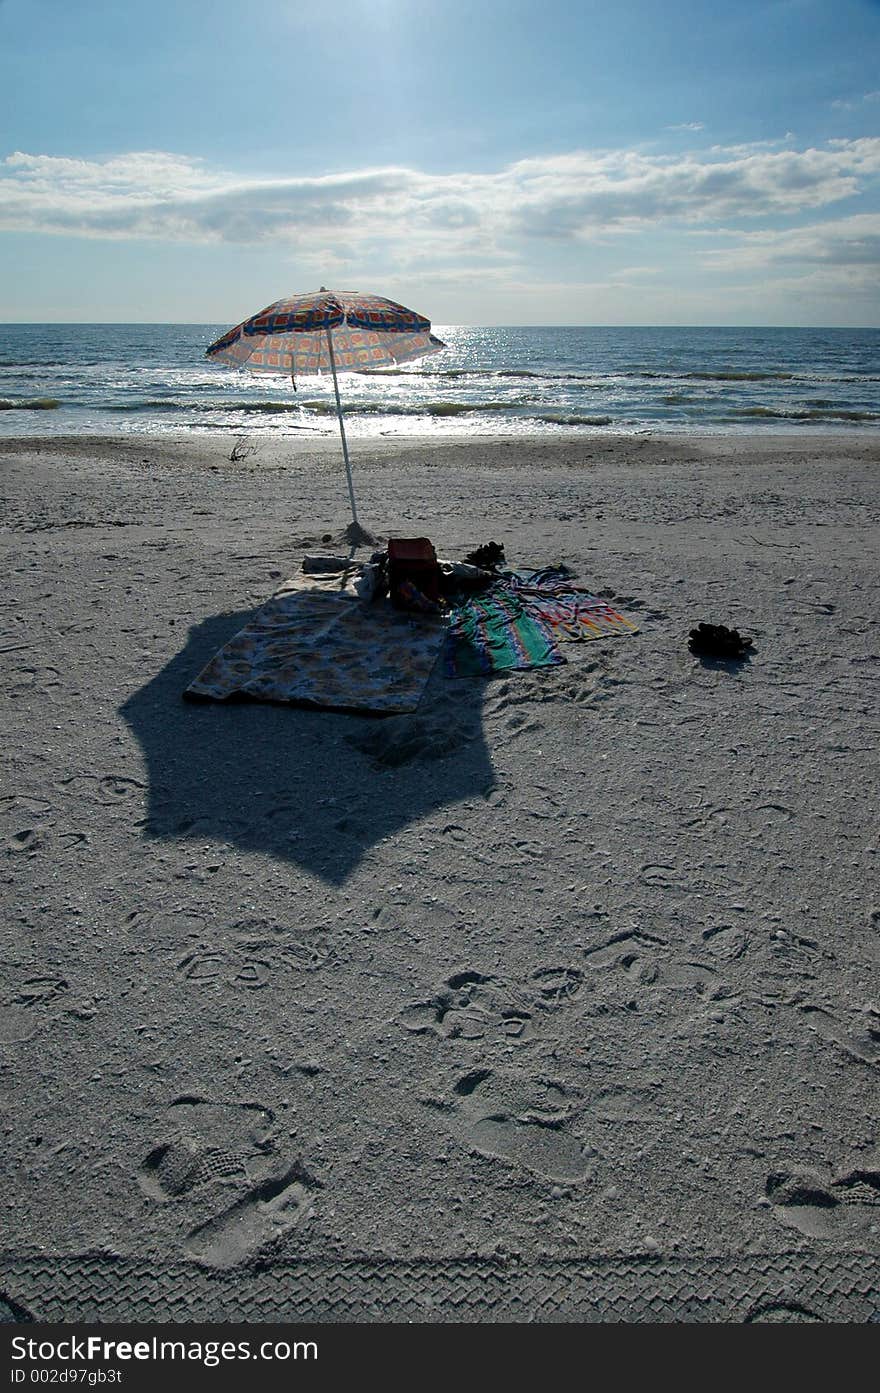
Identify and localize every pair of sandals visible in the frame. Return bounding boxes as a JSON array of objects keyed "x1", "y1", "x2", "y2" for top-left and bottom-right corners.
[{"x1": 688, "y1": 621, "x2": 754, "y2": 660}]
